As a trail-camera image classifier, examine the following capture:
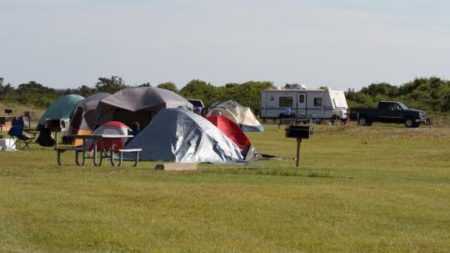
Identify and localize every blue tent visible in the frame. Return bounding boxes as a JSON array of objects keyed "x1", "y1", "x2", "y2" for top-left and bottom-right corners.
[{"x1": 125, "y1": 108, "x2": 244, "y2": 163}]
